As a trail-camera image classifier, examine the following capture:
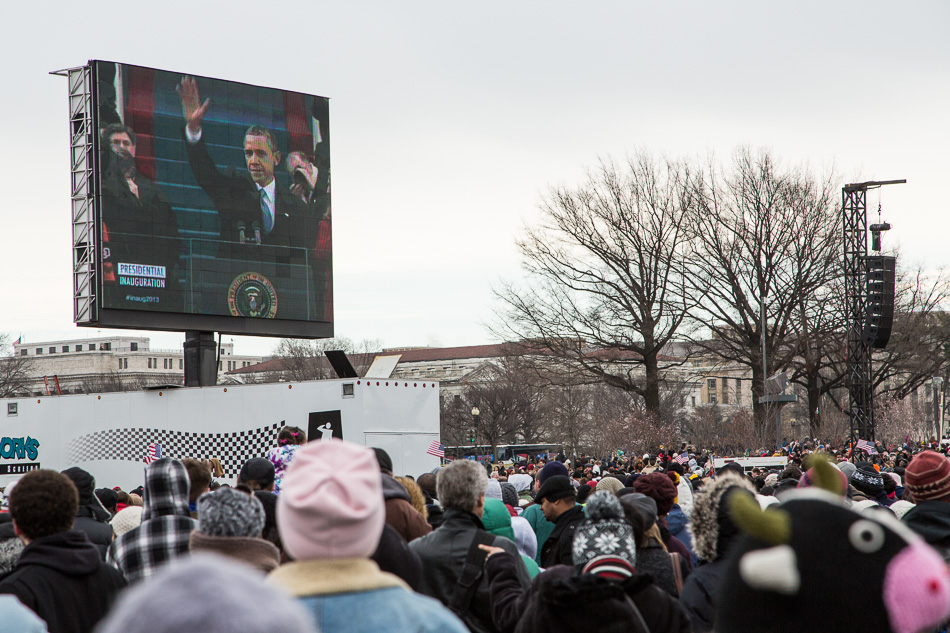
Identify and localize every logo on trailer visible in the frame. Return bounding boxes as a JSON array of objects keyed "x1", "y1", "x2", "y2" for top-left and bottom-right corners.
[
  {"x1": 228, "y1": 272, "x2": 278, "y2": 318},
  {"x1": 0, "y1": 437, "x2": 40, "y2": 461}
]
